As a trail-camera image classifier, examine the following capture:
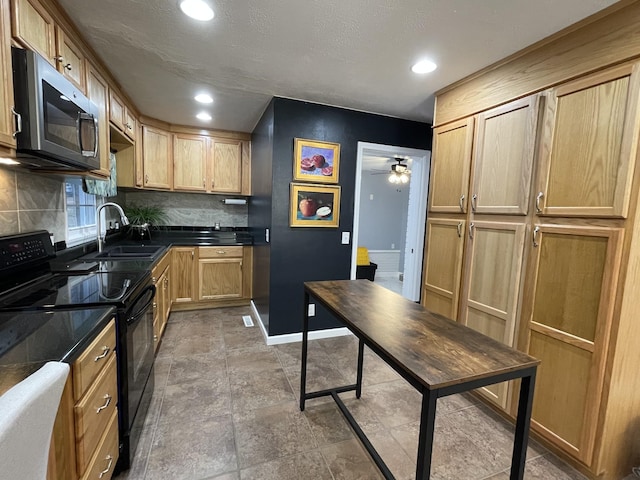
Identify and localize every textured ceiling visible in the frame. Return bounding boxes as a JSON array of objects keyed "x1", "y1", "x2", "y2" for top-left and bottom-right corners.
[{"x1": 56, "y1": 0, "x2": 619, "y2": 133}]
